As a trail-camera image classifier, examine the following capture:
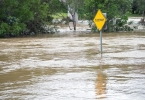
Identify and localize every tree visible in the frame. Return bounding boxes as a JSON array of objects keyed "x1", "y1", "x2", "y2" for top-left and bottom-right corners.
[
  {"x1": 48, "y1": 0, "x2": 67, "y2": 15},
  {"x1": 60, "y1": 0, "x2": 84, "y2": 30},
  {"x1": 0, "y1": 0, "x2": 52, "y2": 37},
  {"x1": 81, "y1": 0, "x2": 133, "y2": 32},
  {"x1": 132, "y1": 0, "x2": 145, "y2": 15},
  {"x1": 0, "y1": 0, "x2": 27, "y2": 37}
]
